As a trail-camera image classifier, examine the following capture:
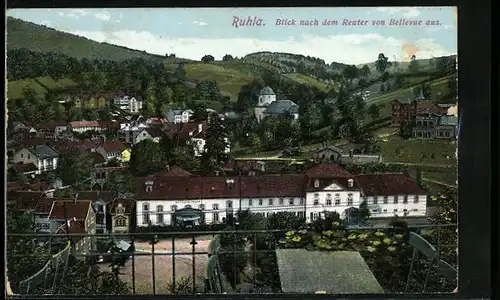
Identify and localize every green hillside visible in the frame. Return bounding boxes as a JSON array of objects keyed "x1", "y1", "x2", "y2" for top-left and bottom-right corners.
[
  {"x1": 7, "y1": 17, "x2": 171, "y2": 62},
  {"x1": 7, "y1": 77, "x2": 78, "y2": 100}
]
